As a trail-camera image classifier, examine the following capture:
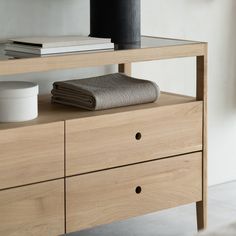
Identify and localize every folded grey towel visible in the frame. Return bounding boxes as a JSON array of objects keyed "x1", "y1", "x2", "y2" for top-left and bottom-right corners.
[{"x1": 51, "y1": 73, "x2": 160, "y2": 111}]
